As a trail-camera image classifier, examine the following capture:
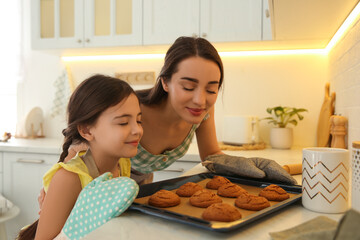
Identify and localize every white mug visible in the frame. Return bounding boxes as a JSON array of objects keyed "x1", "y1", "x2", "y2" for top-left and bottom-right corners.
[{"x1": 302, "y1": 147, "x2": 349, "y2": 213}]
